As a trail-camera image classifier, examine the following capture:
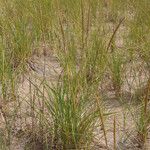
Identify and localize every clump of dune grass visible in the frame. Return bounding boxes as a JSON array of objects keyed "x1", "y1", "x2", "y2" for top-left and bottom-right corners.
[{"x1": 0, "y1": 0, "x2": 150, "y2": 149}]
